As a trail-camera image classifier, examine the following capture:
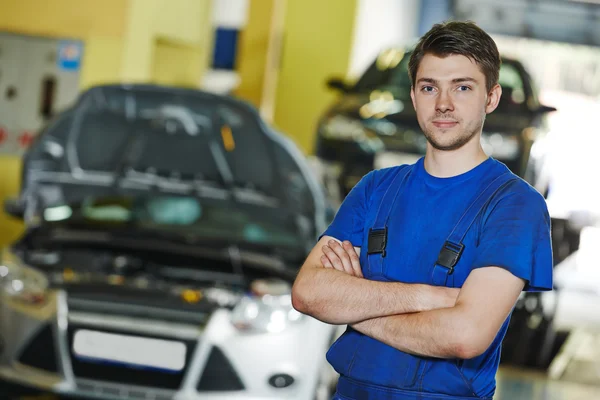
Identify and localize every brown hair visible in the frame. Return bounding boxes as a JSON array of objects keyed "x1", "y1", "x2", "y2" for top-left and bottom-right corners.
[{"x1": 408, "y1": 21, "x2": 501, "y2": 93}]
